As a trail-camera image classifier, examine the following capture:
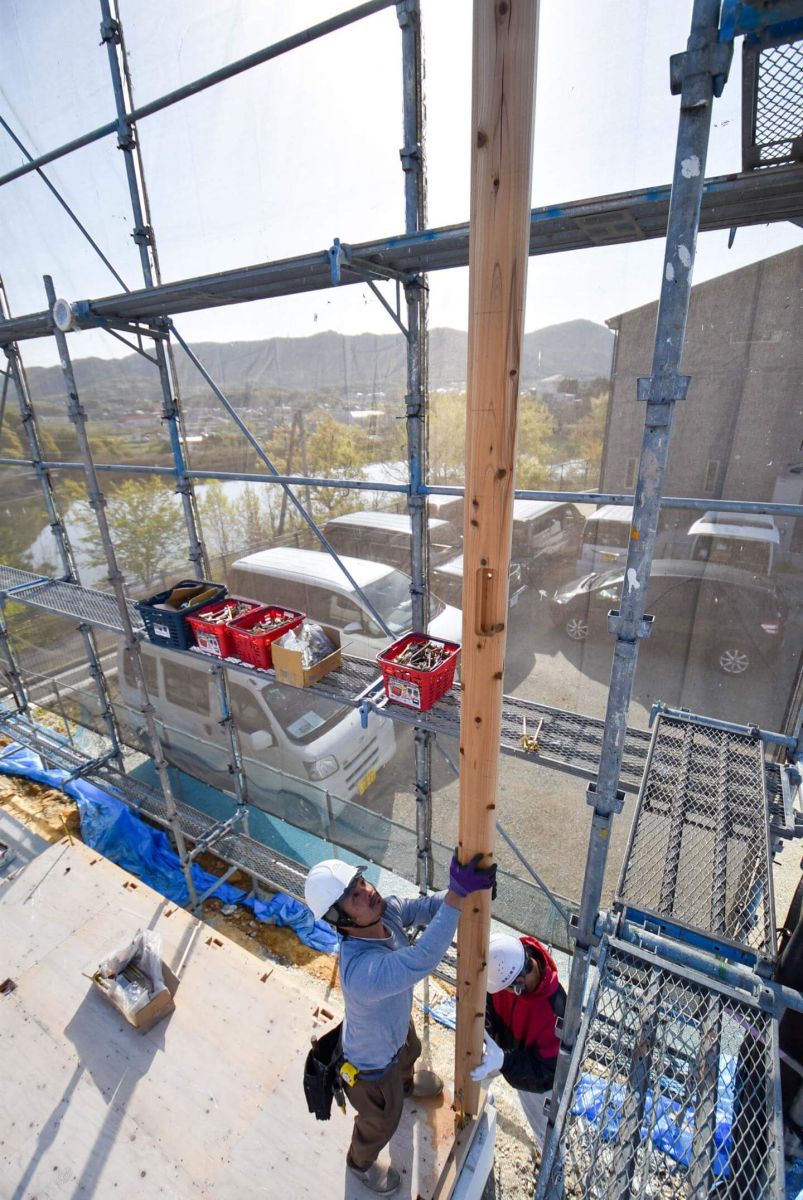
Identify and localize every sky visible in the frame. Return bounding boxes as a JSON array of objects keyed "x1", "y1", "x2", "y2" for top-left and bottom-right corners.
[{"x1": 0, "y1": 0, "x2": 800, "y2": 369}]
